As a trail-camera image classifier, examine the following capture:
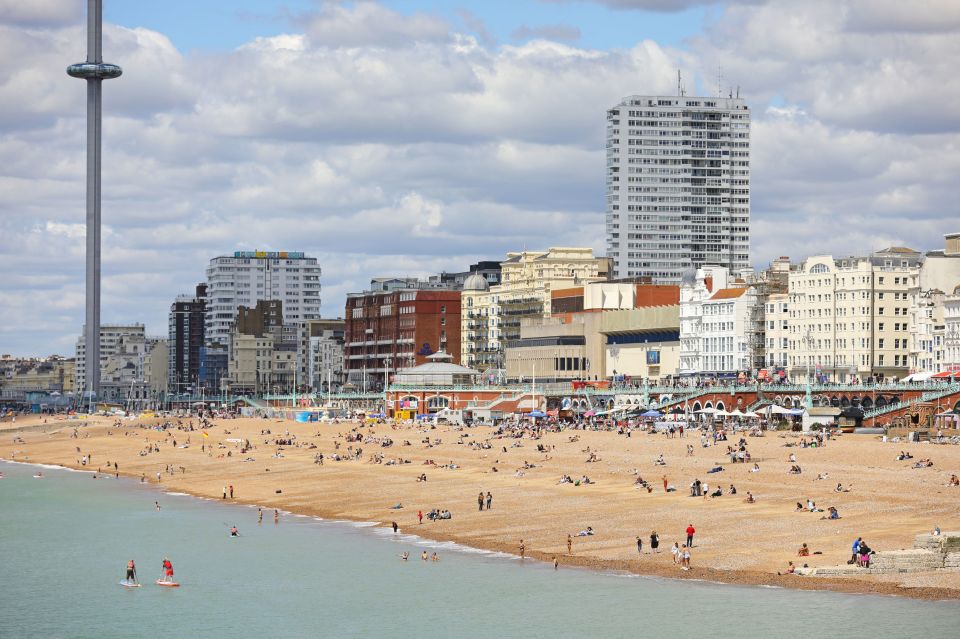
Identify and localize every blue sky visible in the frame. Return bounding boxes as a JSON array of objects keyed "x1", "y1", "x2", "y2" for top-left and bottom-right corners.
[{"x1": 104, "y1": 0, "x2": 709, "y2": 51}]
